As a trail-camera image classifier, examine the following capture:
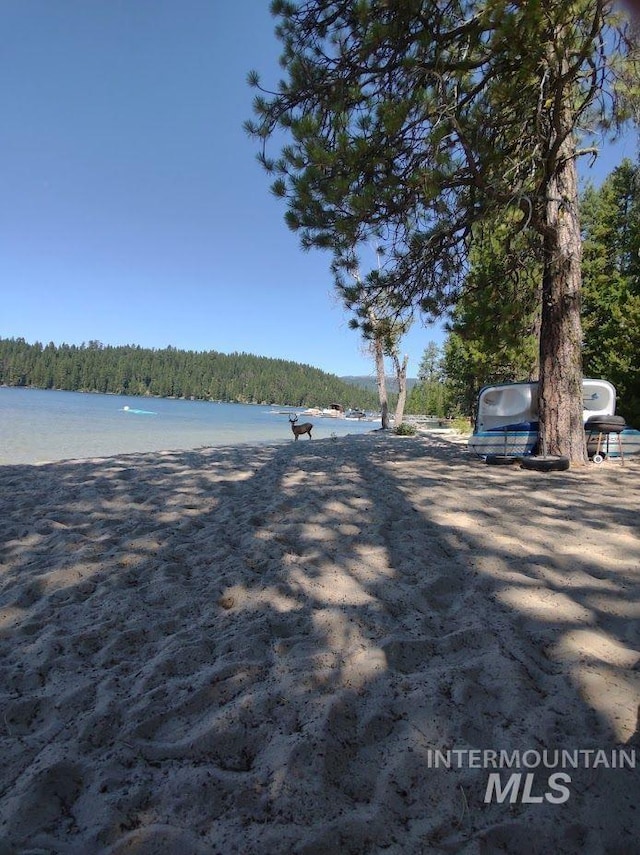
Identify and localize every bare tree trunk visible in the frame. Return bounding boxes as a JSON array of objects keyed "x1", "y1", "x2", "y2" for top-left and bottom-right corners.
[
  {"x1": 373, "y1": 334, "x2": 389, "y2": 429},
  {"x1": 393, "y1": 352, "x2": 409, "y2": 426},
  {"x1": 538, "y1": 134, "x2": 587, "y2": 464}
]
